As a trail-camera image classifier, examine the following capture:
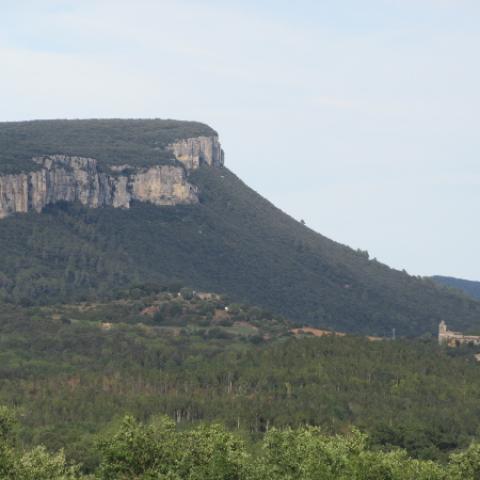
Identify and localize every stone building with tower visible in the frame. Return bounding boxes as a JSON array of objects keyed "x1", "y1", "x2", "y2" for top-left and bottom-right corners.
[{"x1": 438, "y1": 321, "x2": 480, "y2": 347}]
